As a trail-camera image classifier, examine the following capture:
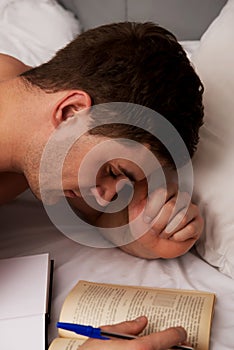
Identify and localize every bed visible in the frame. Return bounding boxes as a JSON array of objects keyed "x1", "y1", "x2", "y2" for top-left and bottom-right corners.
[{"x1": 0, "y1": 1, "x2": 234, "y2": 349}]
